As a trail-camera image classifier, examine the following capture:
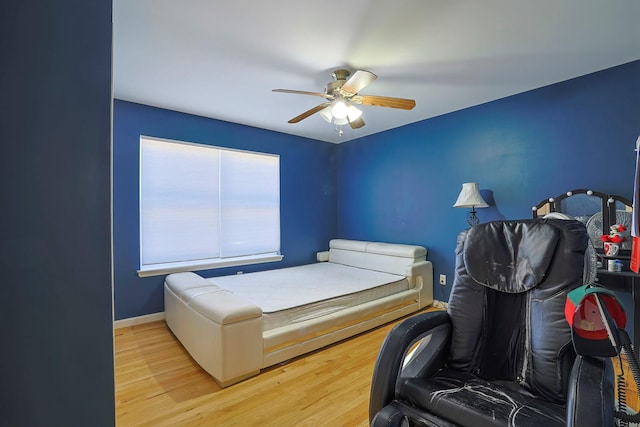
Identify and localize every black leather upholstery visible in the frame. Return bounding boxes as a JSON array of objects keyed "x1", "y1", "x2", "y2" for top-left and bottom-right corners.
[{"x1": 369, "y1": 219, "x2": 614, "y2": 427}]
